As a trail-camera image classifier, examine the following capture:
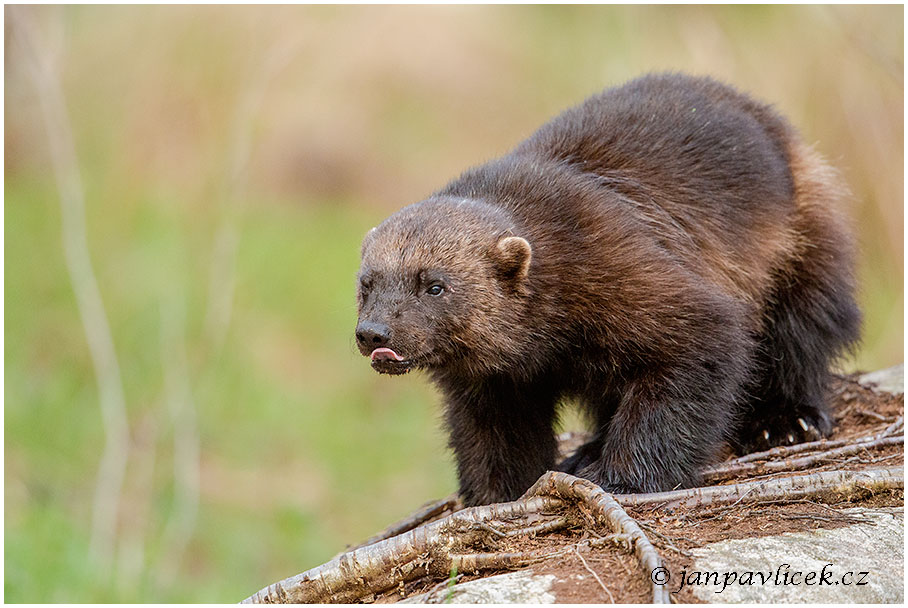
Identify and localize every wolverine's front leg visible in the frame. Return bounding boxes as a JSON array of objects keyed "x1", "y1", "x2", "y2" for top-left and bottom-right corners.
[
  {"x1": 580, "y1": 363, "x2": 742, "y2": 493},
  {"x1": 440, "y1": 375, "x2": 559, "y2": 506},
  {"x1": 580, "y1": 303, "x2": 752, "y2": 493}
]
